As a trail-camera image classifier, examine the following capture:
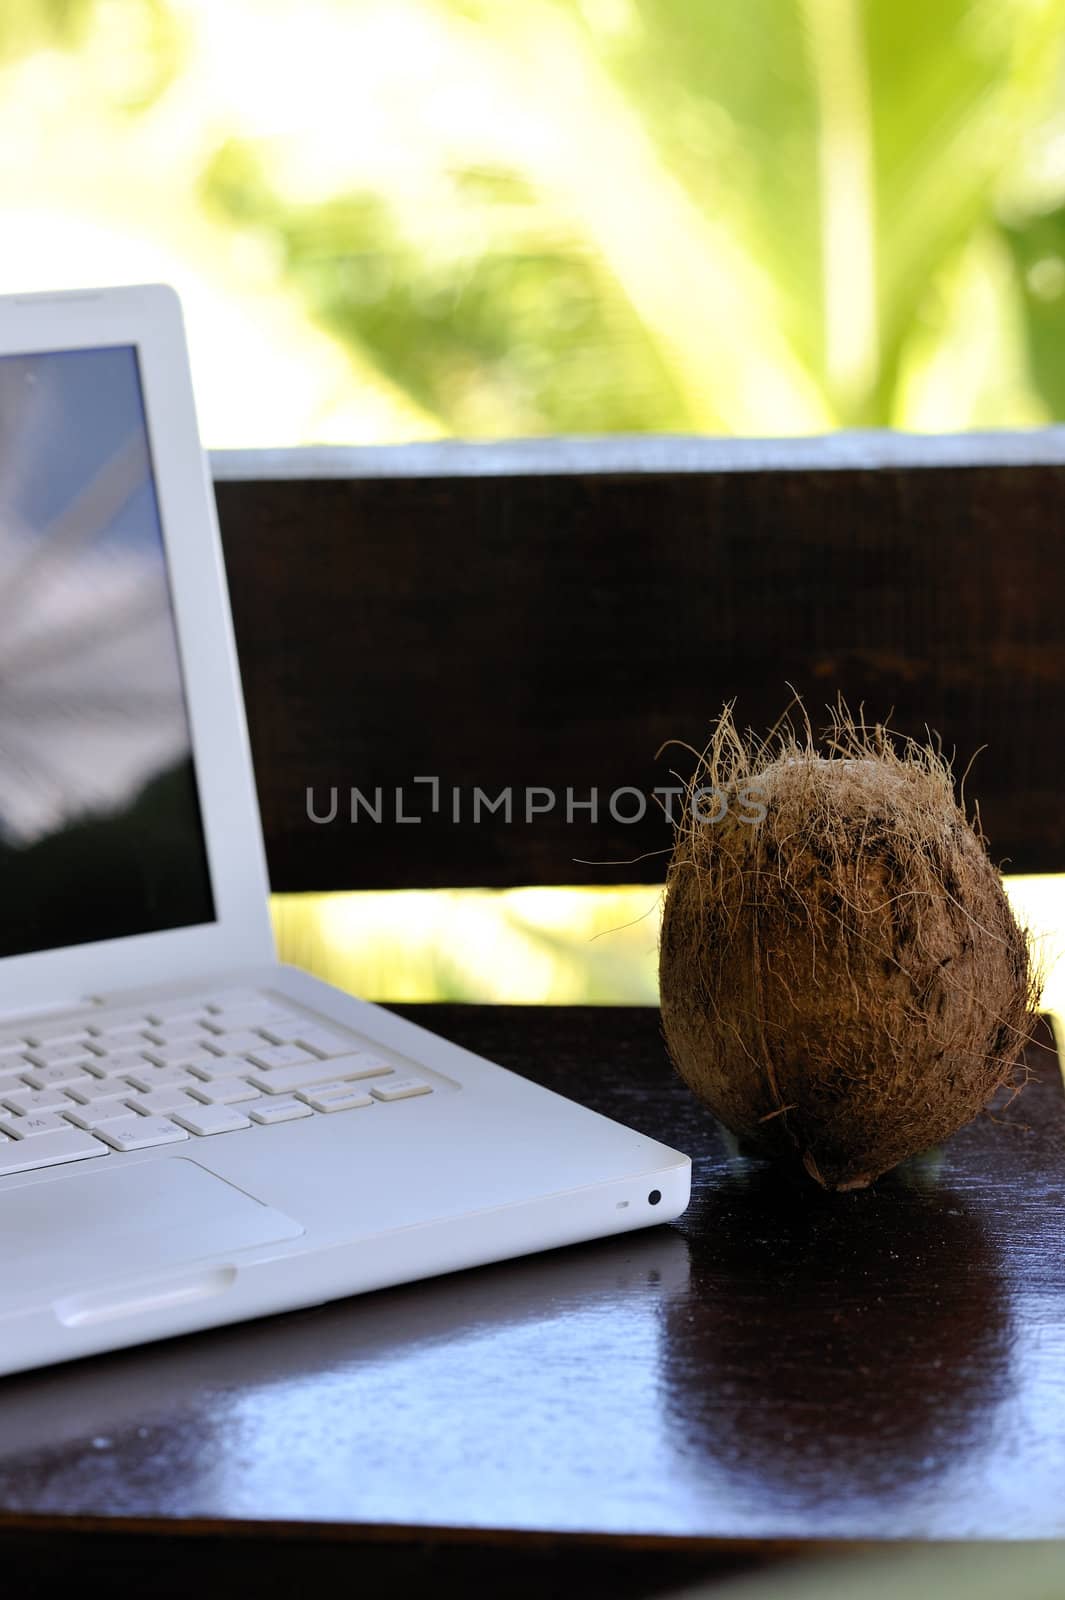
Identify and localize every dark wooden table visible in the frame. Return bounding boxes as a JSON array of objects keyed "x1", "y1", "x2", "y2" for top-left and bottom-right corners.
[{"x1": 1, "y1": 1004, "x2": 1063, "y2": 1597}]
